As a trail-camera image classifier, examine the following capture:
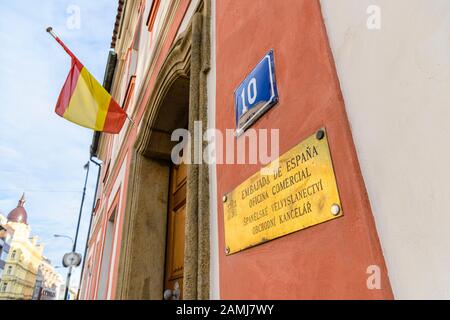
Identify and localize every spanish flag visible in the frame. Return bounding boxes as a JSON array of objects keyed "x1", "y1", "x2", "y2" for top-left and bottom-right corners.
[{"x1": 49, "y1": 28, "x2": 126, "y2": 134}]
